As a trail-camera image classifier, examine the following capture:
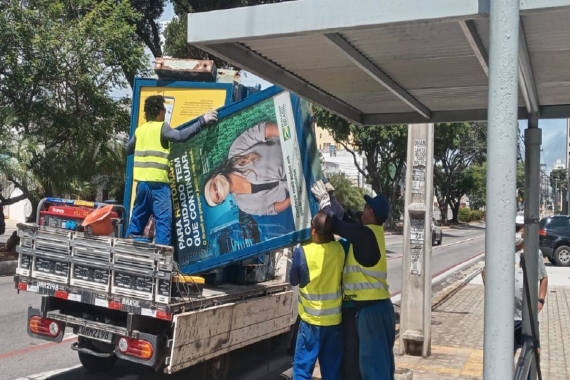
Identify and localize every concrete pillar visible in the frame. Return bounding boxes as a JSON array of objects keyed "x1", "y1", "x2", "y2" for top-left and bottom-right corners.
[
  {"x1": 484, "y1": 0, "x2": 520, "y2": 378},
  {"x1": 523, "y1": 121, "x2": 541, "y2": 380},
  {"x1": 399, "y1": 123, "x2": 435, "y2": 357}
]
